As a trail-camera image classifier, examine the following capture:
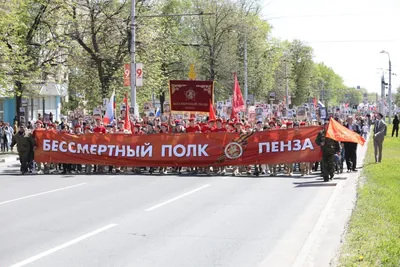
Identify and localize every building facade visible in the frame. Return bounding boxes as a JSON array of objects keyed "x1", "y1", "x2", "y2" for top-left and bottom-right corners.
[{"x1": 0, "y1": 82, "x2": 67, "y2": 125}]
